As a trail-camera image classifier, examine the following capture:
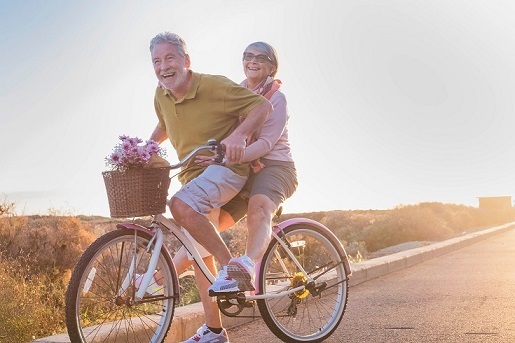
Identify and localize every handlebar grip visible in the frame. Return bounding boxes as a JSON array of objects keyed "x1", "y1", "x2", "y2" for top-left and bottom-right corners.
[{"x1": 207, "y1": 139, "x2": 225, "y2": 163}]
